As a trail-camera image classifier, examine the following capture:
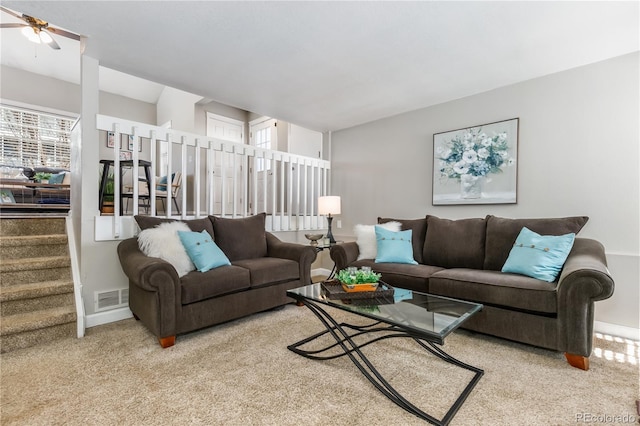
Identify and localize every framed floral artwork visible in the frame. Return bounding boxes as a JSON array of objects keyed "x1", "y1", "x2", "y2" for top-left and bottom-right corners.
[{"x1": 432, "y1": 118, "x2": 518, "y2": 205}]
